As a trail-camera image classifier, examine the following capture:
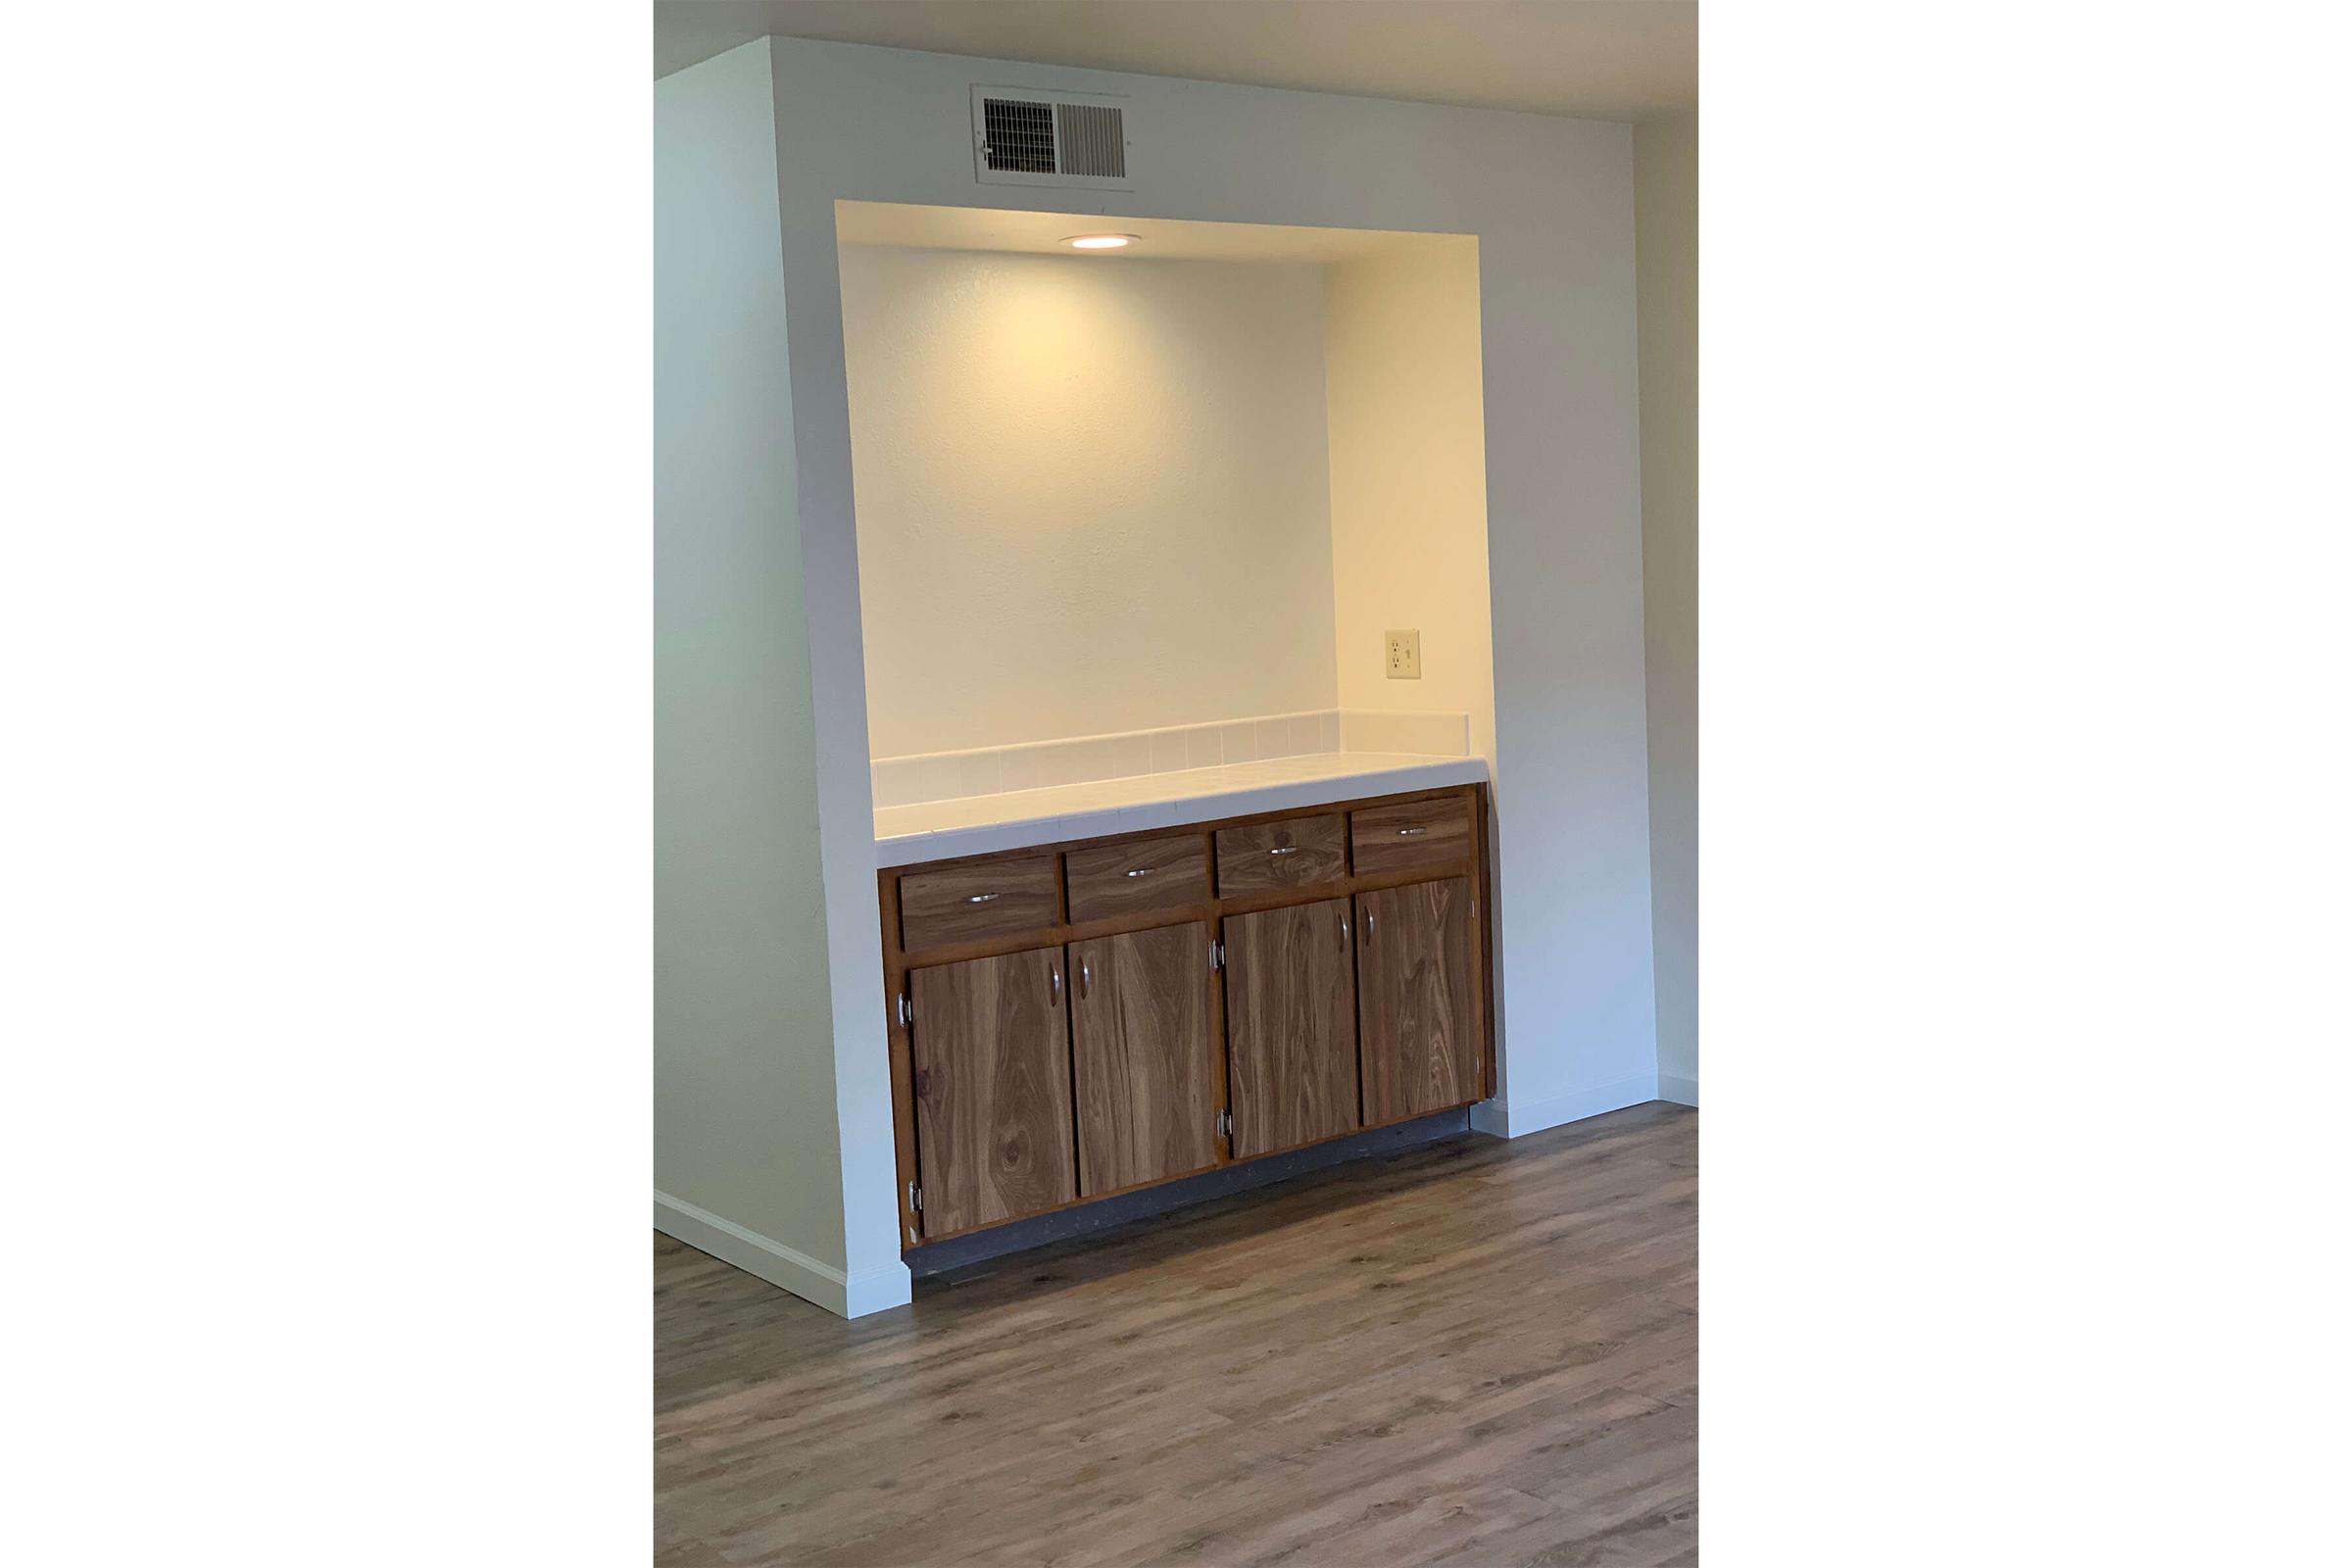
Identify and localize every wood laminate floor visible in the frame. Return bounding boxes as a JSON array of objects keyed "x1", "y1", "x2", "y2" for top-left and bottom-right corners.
[{"x1": 656, "y1": 1102, "x2": 1697, "y2": 1567}]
